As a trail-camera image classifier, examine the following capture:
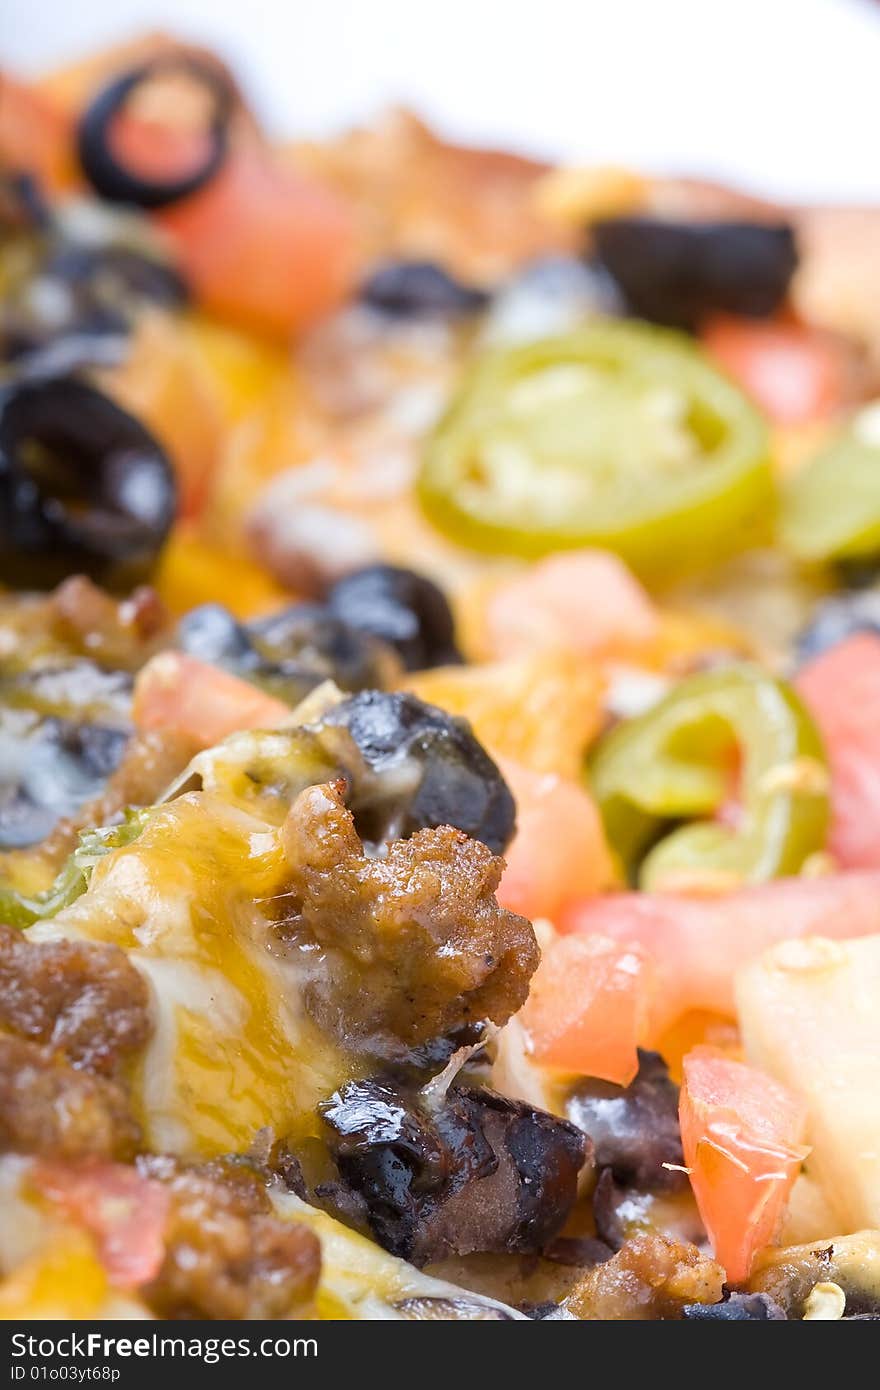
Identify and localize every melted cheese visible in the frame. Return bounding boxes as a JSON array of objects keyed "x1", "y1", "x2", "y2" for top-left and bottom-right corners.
[
  {"x1": 29, "y1": 786, "x2": 351, "y2": 1157},
  {"x1": 0, "y1": 1160, "x2": 149, "y2": 1320},
  {"x1": 0, "y1": 1157, "x2": 522, "y2": 1320},
  {"x1": 272, "y1": 1193, "x2": 524, "y2": 1320}
]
